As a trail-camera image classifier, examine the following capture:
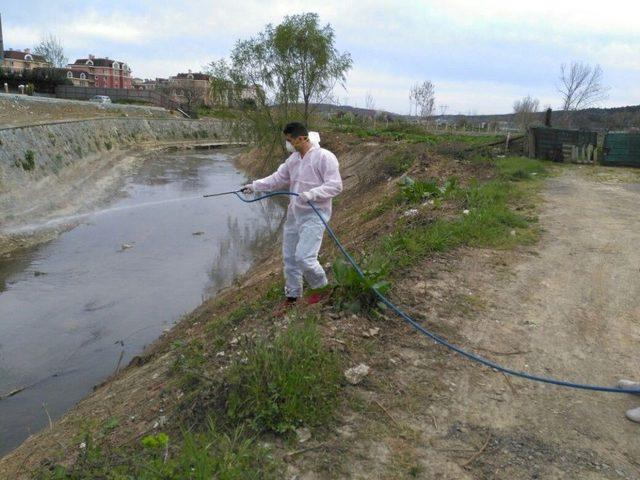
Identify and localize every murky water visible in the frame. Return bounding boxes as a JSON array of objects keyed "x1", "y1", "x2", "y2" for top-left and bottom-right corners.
[{"x1": 0, "y1": 149, "x2": 284, "y2": 456}]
